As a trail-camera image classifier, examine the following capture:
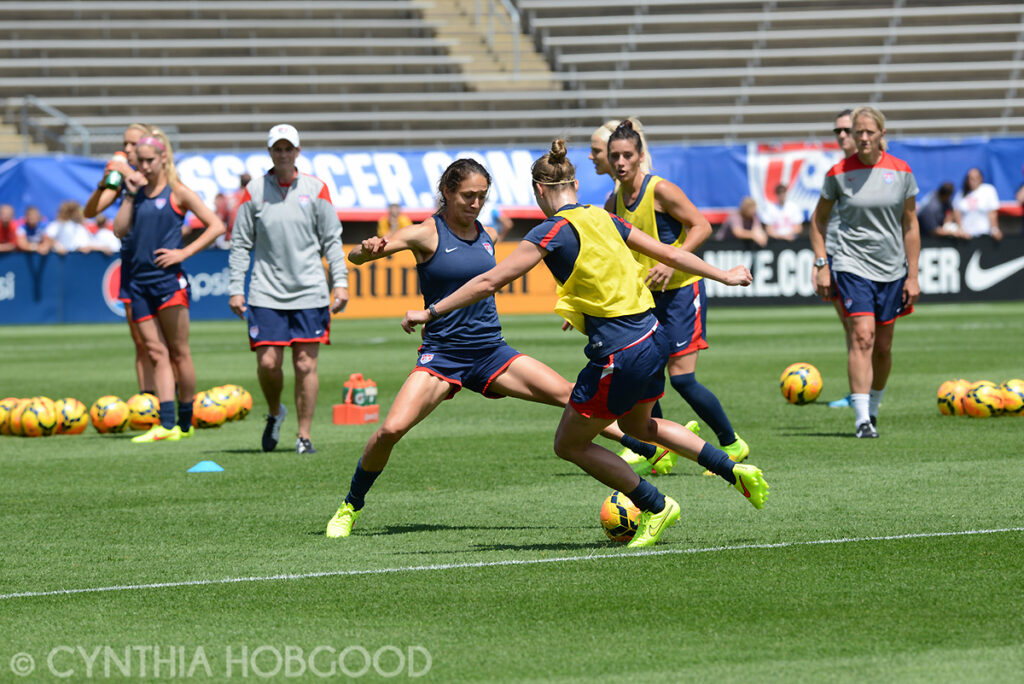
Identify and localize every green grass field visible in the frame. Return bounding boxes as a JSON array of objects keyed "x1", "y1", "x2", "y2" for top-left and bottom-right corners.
[{"x1": 2, "y1": 302, "x2": 1023, "y2": 683}]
